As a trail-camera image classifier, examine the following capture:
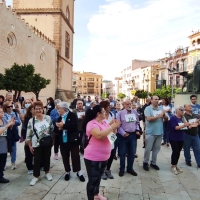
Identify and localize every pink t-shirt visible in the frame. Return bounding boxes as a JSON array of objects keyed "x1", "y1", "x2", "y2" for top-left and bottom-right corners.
[{"x1": 84, "y1": 119, "x2": 111, "y2": 161}]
